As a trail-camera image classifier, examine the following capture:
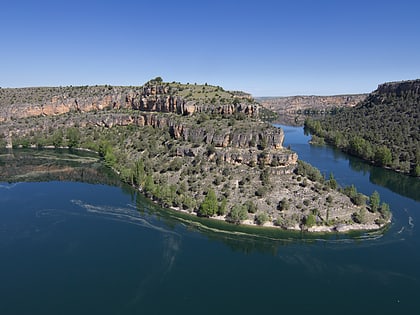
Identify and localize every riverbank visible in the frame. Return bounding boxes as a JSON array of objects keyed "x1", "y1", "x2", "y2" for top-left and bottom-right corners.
[{"x1": 163, "y1": 194, "x2": 390, "y2": 234}]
